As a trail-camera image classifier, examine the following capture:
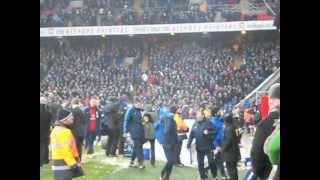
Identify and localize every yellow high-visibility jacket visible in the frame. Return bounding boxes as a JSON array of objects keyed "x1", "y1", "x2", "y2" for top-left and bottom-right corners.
[
  {"x1": 173, "y1": 113, "x2": 187, "y2": 133},
  {"x1": 50, "y1": 125, "x2": 79, "y2": 166}
]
